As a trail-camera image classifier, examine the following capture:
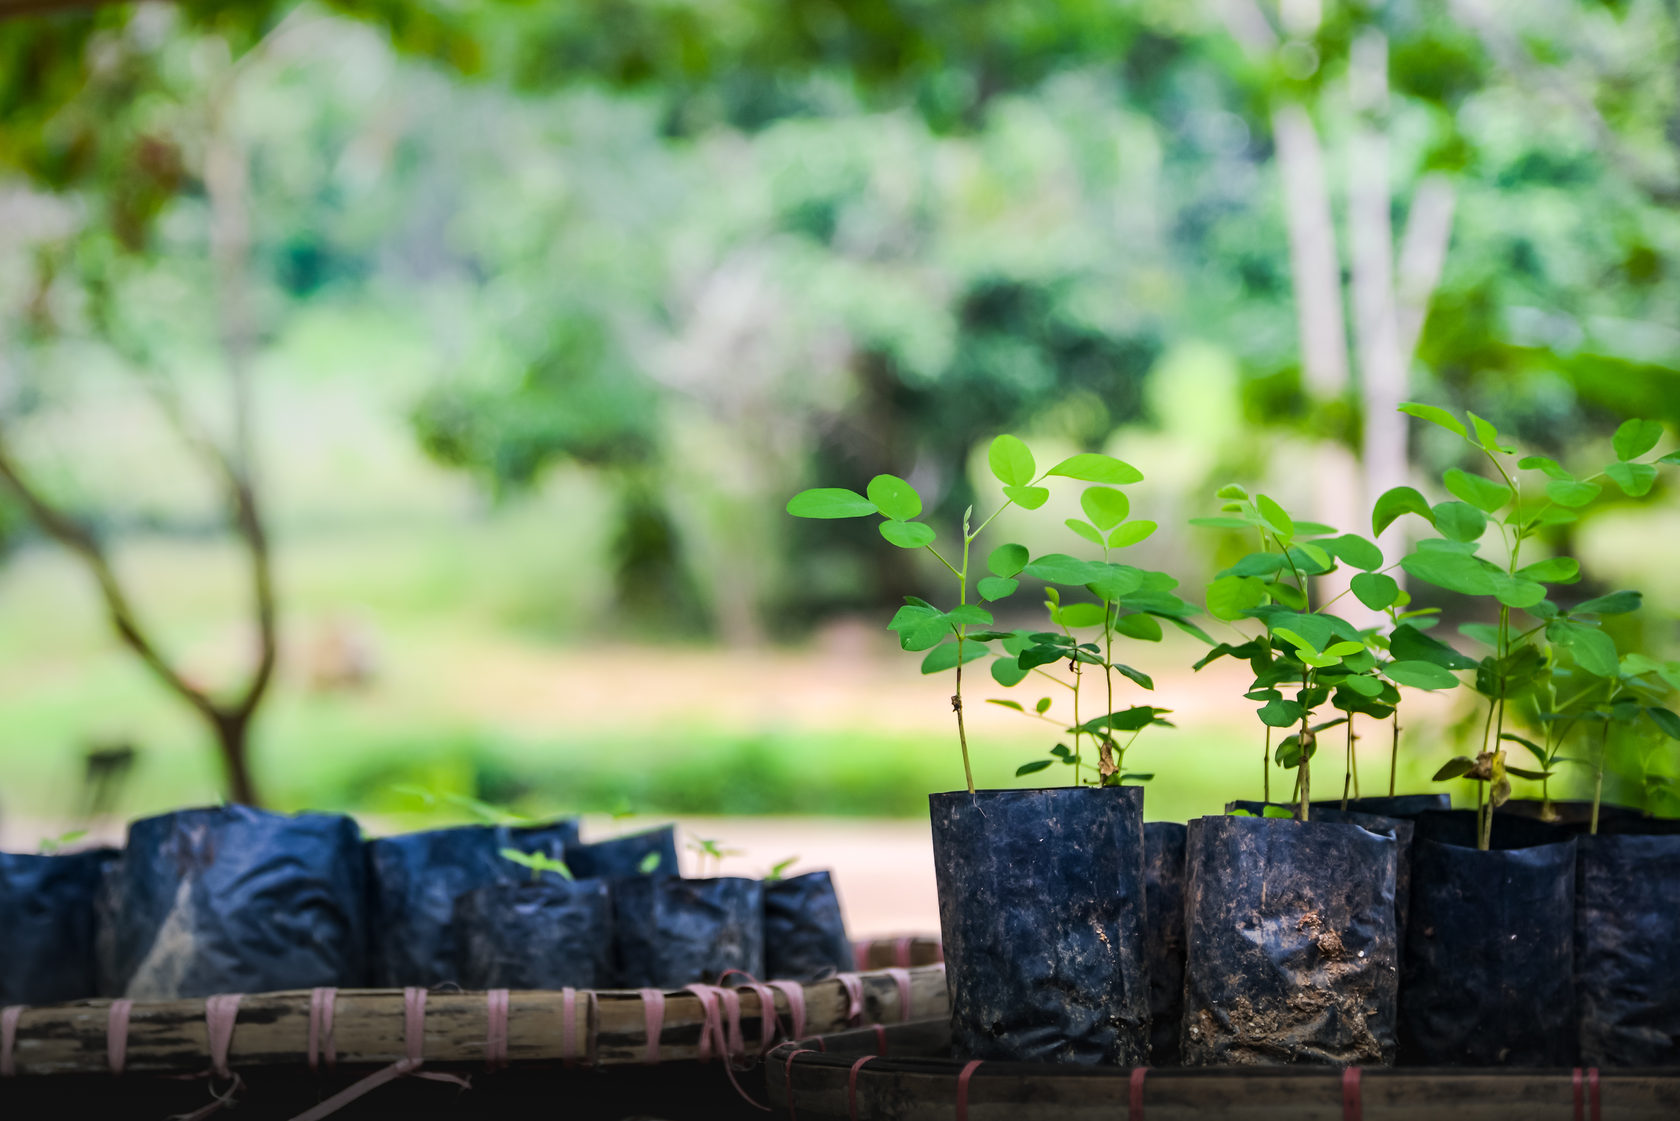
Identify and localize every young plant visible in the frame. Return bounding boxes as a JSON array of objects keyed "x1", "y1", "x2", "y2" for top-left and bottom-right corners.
[
  {"x1": 1193, "y1": 488, "x2": 1391, "y2": 821},
  {"x1": 37, "y1": 829, "x2": 89, "y2": 855},
  {"x1": 687, "y1": 836, "x2": 742, "y2": 877},
  {"x1": 764, "y1": 856, "x2": 799, "y2": 882},
  {"x1": 499, "y1": 847, "x2": 574, "y2": 882},
  {"x1": 982, "y1": 481, "x2": 1200, "y2": 786},
  {"x1": 638, "y1": 850, "x2": 665, "y2": 875},
  {"x1": 788, "y1": 435, "x2": 1142, "y2": 792},
  {"x1": 1377, "y1": 407, "x2": 1678, "y2": 849},
  {"x1": 393, "y1": 785, "x2": 529, "y2": 825}
]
